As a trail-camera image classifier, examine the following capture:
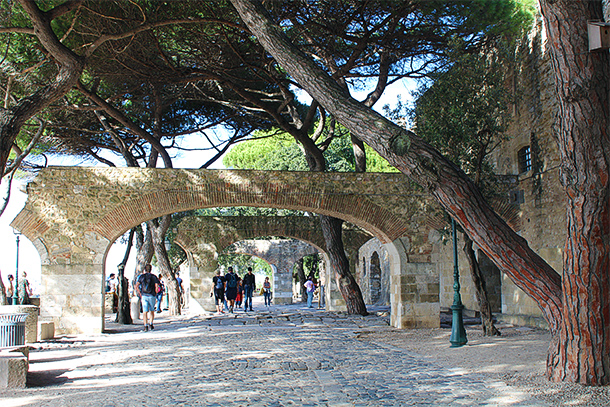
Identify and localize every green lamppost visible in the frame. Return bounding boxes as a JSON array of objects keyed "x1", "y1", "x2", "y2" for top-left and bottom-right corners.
[
  {"x1": 12, "y1": 229, "x2": 21, "y2": 305},
  {"x1": 450, "y1": 218, "x2": 467, "y2": 347}
]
